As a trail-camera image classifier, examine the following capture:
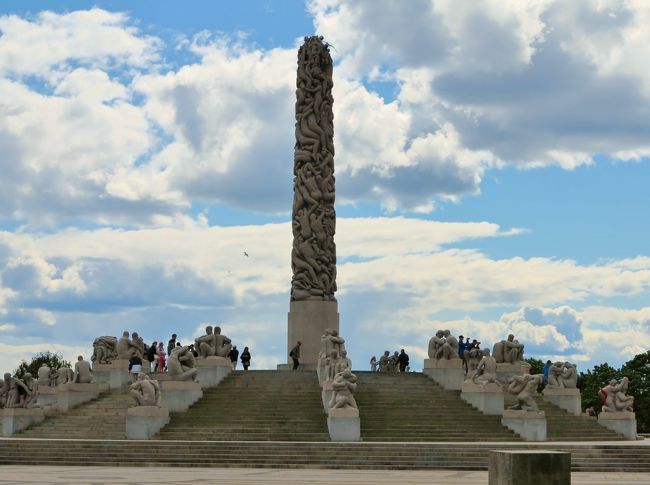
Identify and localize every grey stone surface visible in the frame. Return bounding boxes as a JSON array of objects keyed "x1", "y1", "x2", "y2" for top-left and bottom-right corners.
[
  {"x1": 159, "y1": 381, "x2": 203, "y2": 412},
  {"x1": 502, "y1": 410, "x2": 547, "y2": 441},
  {"x1": 327, "y1": 407, "x2": 360, "y2": 442},
  {"x1": 461, "y1": 381, "x2": 504, "y2": 415},
  {"x1": 285, "y1": 300, "x2": 339, "y2": 367},
  {"x1": 598, "y1": 411, "x2": 637, "y2": 440},
  {"x1": 195, "y1": 356, "x2": 231, "y2": 388},
  {"x1": 543, "y1": 387, "x2": 581, "y2": 416},
  {"x1": 56, "y1": 382, "x2": 100, "y2": 412},
  {"x1": 496, "y1": 362, "x2": 530, "y2": 382},
  {"x1": 488, "y1": 450, "x2": 570, "y2": 485},
  {"x1": 125, "y1": 405, "x2": 169, "y2": 440},
  {"x1": 291, "y1": 35, "x2": 336, "y2": 303},
  {"x1": 2, "y1": 407, "x2": 45, "y2": 437},
  {"x1": 36, "y1": 386, "x2": 57, "y2": 408},
  {"x1": 93, "y1": 358, "x2": 130, "y2": 389},
  {"x1": 423, "y1": 358, "x2": 464, "y2": 390}
]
